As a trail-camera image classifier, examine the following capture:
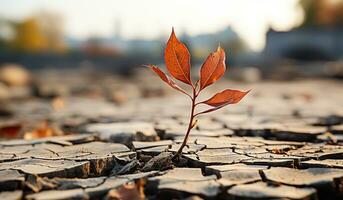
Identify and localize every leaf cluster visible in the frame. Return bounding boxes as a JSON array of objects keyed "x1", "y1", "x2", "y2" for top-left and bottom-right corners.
[{"x1": 147, "y1": 28, "x2": 249, "y2": 116}]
